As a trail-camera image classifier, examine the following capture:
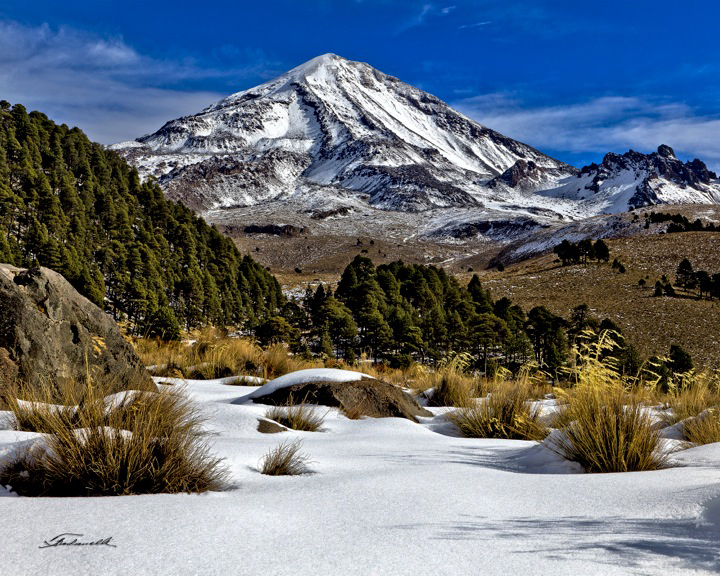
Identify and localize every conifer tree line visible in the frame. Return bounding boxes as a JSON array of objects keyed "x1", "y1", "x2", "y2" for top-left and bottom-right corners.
[
  {"x1": 0, "y1": 102, "x2": 282, "y2": 337},
  {"x1": 646, "y1": 212, "x2": 718, "y2": 233},
  {"x1": 553, "y1": 238, "x2": 609, "y2": 266},
  {"x1": 271, "y1": 255, "x2": 642, "y2": 375},
  {"x1": 667, "y1": 258, "x2": 720, "y2": 300}
]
